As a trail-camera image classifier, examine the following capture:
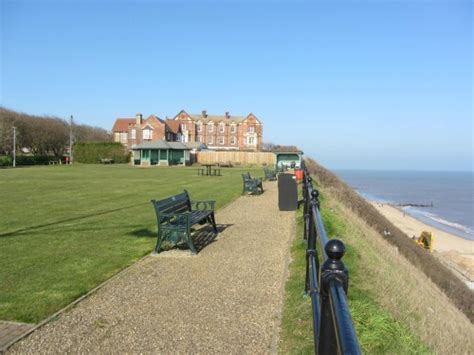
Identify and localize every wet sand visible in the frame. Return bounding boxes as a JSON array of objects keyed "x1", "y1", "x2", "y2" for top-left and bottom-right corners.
[{"x1": 370, "y1": 201, "x2": 474, "y2": 288}]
